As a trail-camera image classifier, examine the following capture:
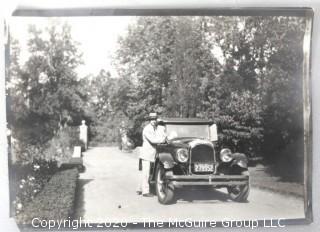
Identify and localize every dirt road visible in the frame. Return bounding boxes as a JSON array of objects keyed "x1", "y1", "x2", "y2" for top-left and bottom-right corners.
[{"x1": 74, "y1": 147, "x2": 304, "y2": 223}]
